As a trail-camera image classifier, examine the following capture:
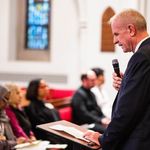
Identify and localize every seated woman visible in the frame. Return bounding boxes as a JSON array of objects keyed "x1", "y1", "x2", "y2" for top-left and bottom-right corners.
[
  {"x1": 24, "y1": 78, "x2": 60, "y2": 141},
  {"x1": 5, "y1": 83, "x2": 36, "y2": 142},
  {"x1": 0, "y1": 85, "x2": 26, "y2": 150}
]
